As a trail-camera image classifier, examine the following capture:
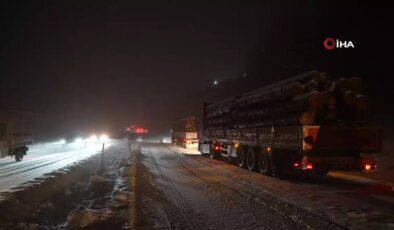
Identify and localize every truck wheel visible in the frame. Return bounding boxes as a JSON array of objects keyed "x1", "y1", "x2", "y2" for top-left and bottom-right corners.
[
  {"x1": 209, "y1": 145, "x2": 217, "y2": 159},
  {"x1": 15, "y1": 153, "x2": 23, "y2": 162},
  {"x1": 236, "y1": 147, "x2": 246, "y2": 168},
  {"x1": 246, "y1": 148, "x2": 257, "y2": 171},
  {"x1": 258, "y1": 151, "x2": 270, "y2": 175}
]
